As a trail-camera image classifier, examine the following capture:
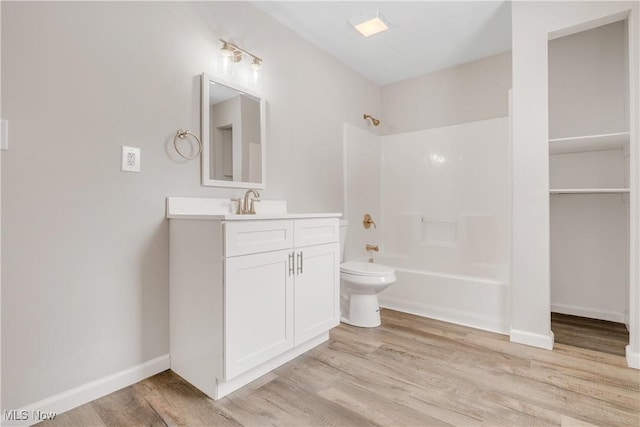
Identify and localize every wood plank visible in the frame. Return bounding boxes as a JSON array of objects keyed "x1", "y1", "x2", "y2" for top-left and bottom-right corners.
[
  {"x1": 36, "y1": 309, "x2": 639, "y2": 427},
  {"x1": 90, "y1": 386, "x2": 167, "y2": 427},
  {"x1": 131, "y1": 370, "x2": 242, "y2": 427},
  {"x1": 33, "y1": 404, "x2": 105, "y2": 427},
  {"x1": 552, "y1": 313, "x2": 629, "y2": 356},
  {"x1": 219, "y1": 375, "x2": 376, "y2": 426}
]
